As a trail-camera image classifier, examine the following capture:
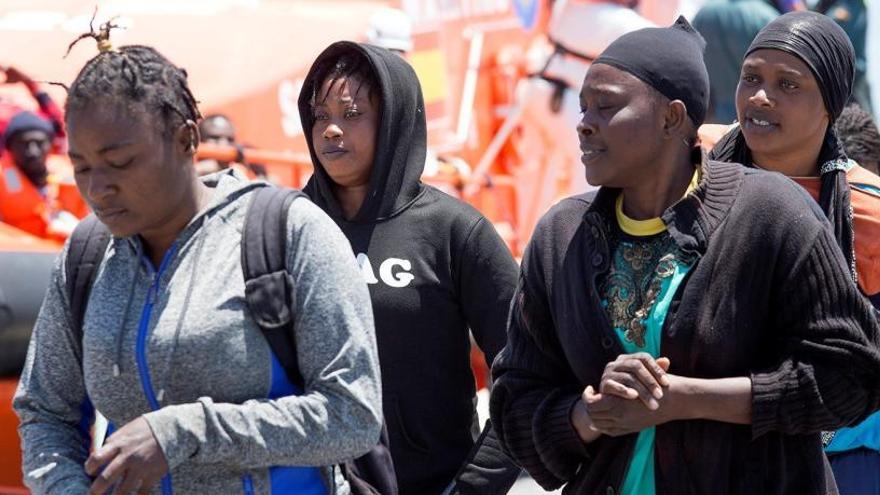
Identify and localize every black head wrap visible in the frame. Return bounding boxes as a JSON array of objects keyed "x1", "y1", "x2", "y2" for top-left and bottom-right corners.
[
  {"x1": 709, "y1": 11, "x2": 857, "y2": 281},
  {"x1": 594, "y1": 16, "x2": 709, "y2": 126},
  {"x1": 747, "y1": 11, "x2": 855, "y2": 121}
]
